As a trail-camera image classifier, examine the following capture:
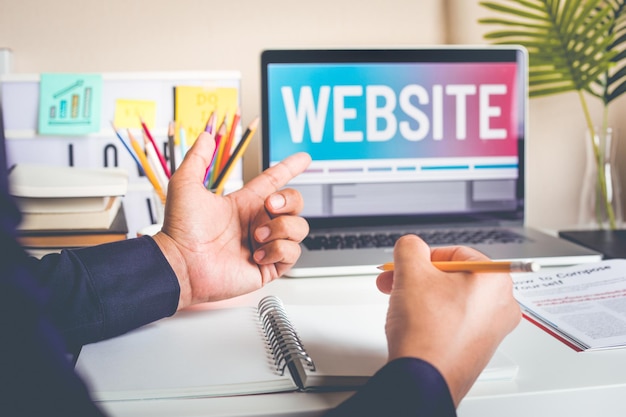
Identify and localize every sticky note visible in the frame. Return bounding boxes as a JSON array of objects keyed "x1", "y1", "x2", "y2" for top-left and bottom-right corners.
[
  {"x1": 114, "y1": 99, "x2": 157, "y2": 129},
  {"x1": 174, "y1": 86, "x2": 239, "y2": 146},
  {"x1": 38, "y1": 73, "x2": 103, "y2": 135}
]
